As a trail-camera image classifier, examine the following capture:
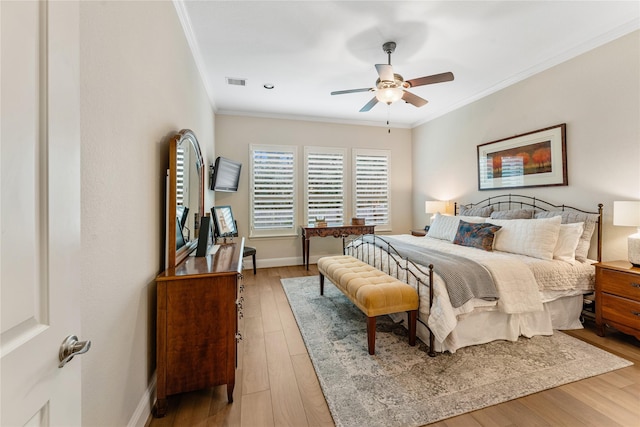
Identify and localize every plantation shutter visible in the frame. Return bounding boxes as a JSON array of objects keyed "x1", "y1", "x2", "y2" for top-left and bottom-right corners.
[
  {"x1": 176, "y1": 146, "x2": 186, "y2": 206},
  {"x1": 250, "y1": 145, "x2": 298, "y2": 237},
  {"x1": 304, "y1": 147, "x2": 345, "y2": 224},
  {"x1": 353, "y1": 149, "x2": 391, "y2": 230}
]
